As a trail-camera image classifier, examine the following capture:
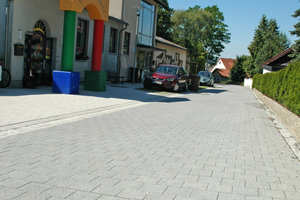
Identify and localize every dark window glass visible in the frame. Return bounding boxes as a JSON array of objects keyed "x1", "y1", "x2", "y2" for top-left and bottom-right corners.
[
  {"x1": 76, "y1": 18, "x2": 88, "y2": 59},
  {"x1": 109, "y1": 28, "x2": 117, "y2": 53},
  {"x1": 123, "y1": 32, "x2": 130, "y2": 55}
]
